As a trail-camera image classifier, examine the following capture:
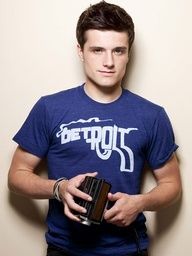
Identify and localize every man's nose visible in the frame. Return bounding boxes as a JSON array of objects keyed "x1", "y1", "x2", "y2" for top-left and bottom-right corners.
[{"x1": 103, "y1": 51, "x2": 114, "y2": 68}]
